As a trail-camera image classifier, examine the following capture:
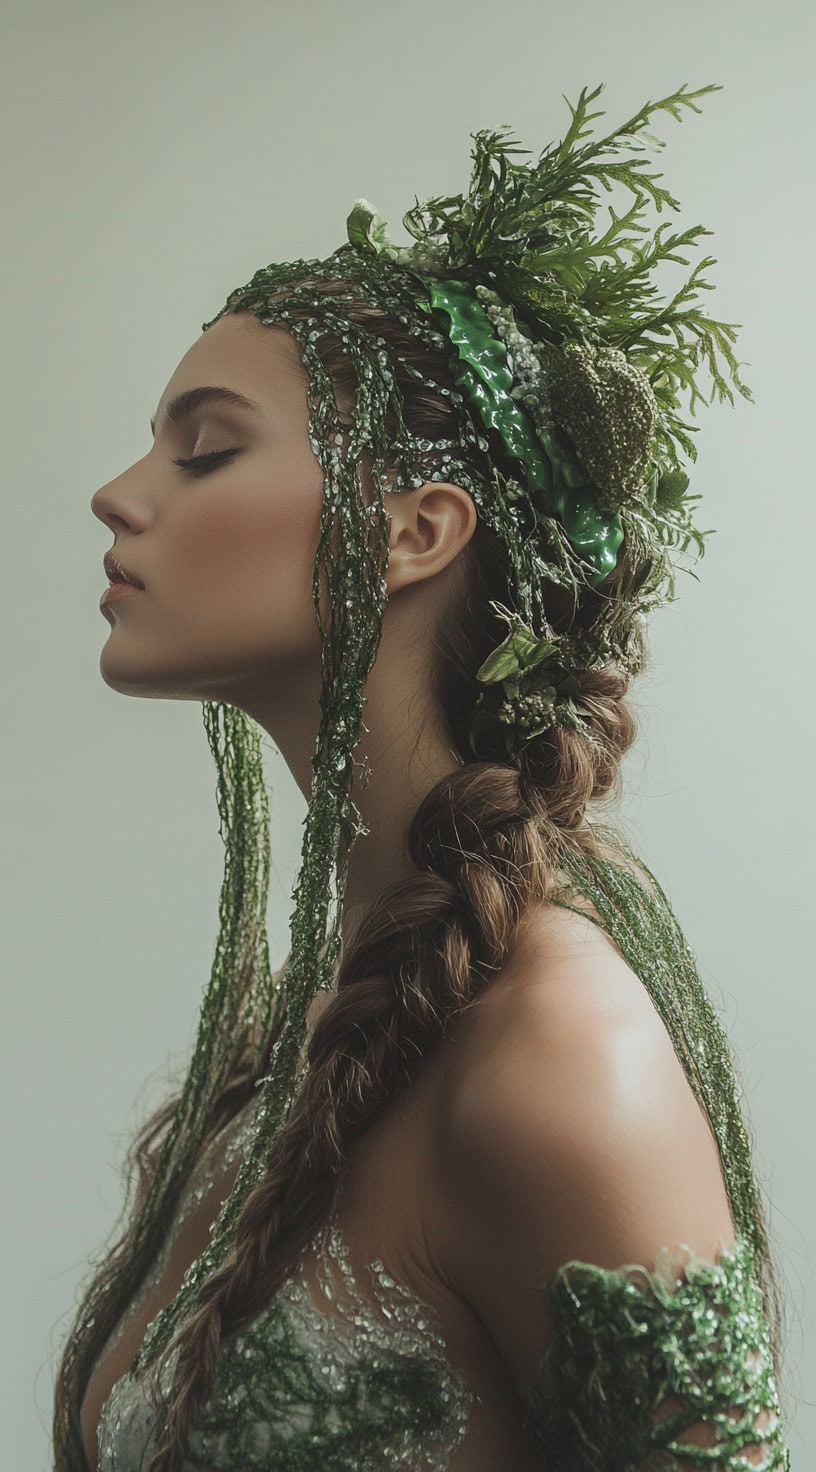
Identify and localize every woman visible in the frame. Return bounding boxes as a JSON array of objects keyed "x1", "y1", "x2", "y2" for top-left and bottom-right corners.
[{"x1": 55, "y1": 83, "x2": 791, "y2": 1471}]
